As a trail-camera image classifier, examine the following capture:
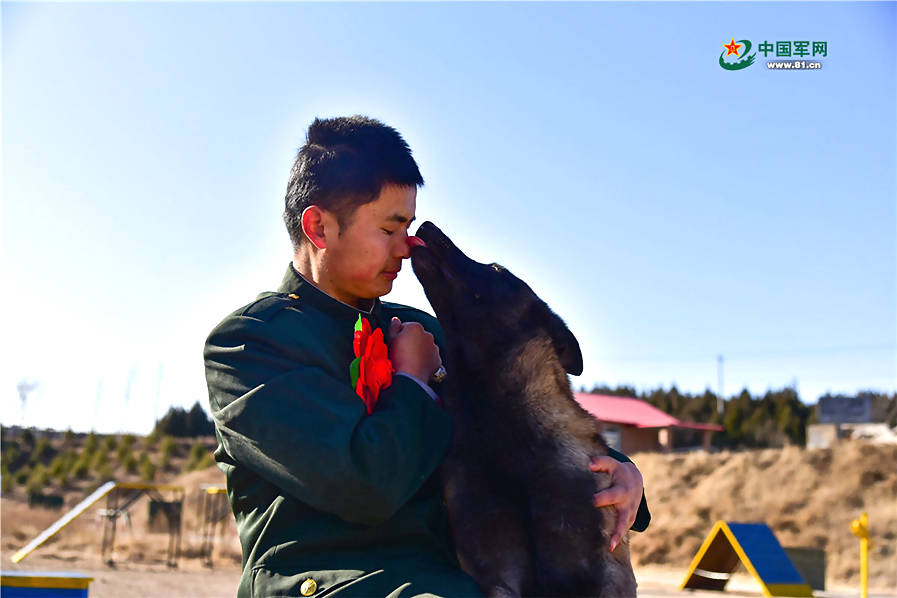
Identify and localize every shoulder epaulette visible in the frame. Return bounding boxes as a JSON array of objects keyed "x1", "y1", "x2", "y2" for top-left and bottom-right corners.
[{"x1": 240, "y1": 292, "x2": 301, "y2": 321}]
